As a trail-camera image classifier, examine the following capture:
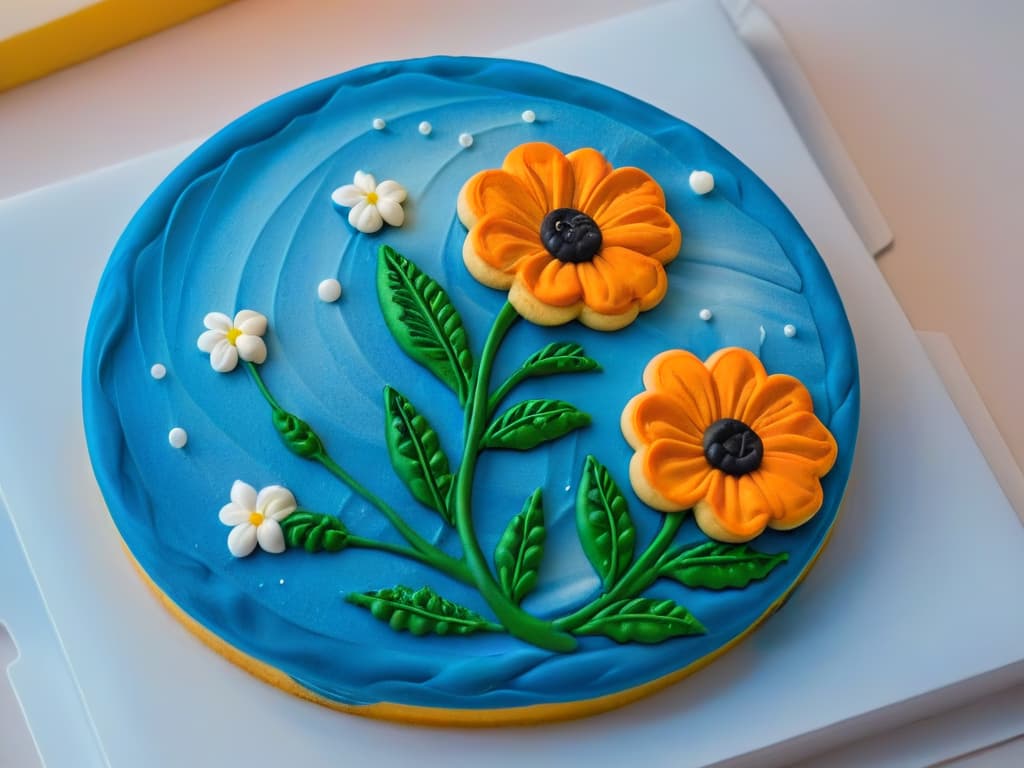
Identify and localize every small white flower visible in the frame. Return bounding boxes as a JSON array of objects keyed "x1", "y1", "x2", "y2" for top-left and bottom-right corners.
[
  {"x1": 218, "y1": 480, "x2": 297, "y2": 558},
  {"x1": 331, "y1": 171, "x2": 407, "y2": 234},
  {"x1": 197, "y1": 309, "x2": 267, "y2": 373}
]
